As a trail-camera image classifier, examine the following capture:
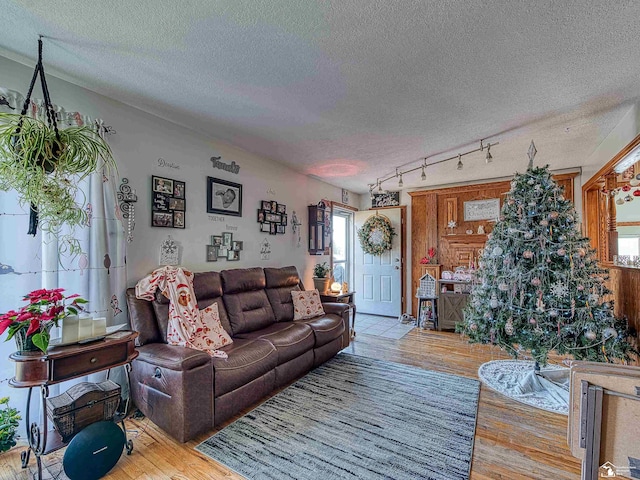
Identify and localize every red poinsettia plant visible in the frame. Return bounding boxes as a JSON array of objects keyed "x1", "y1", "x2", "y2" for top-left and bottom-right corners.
[
  {"x1": 0, "y1": 288, "x2": 87, "y2": 352},
  {"x1": 420, "y1": 247, "x2": 438, "y2": 264}
]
